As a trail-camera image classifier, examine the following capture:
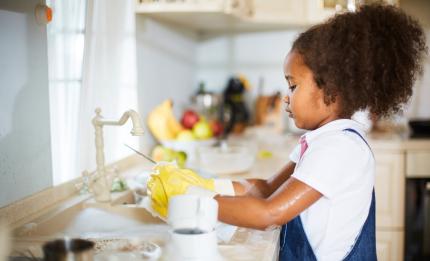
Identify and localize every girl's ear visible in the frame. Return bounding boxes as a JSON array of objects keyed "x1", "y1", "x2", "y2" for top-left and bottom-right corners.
[{"x1": 329, "y1": 96, "x2": 344, "y2": 117}]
